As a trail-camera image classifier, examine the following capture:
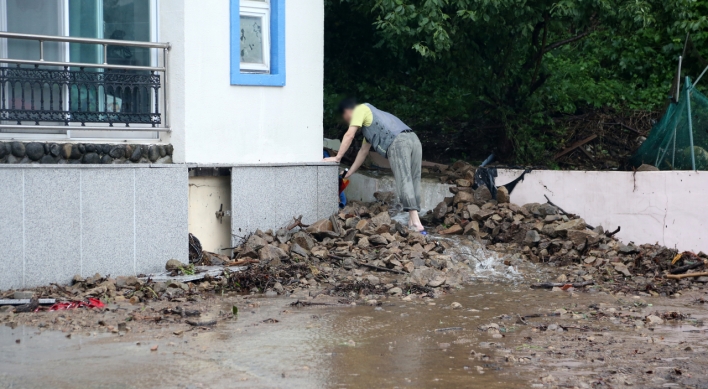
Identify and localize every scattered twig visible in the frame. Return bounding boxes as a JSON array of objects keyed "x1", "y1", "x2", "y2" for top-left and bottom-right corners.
[
  {"x1": 355, "y1": 261, "x2": 406, "y2": 274},
  {"x1": 434, "y1": 327, "x2": 463, "y2": 332},
  {"x1": 530, "y1": 280, "x2": 594, "y2": 289},
  {"x1": 328, "y1": 255, "x2": 406, "y2": 274},
  {"x1": 605, "y1": 226, "x2": 621, "y2": 237},
  {"x1": 522, "y1": 312, "x2": 561, "y2": 319},
  {"x1": 666, "y1": 272, "x2": 708, "y2": 280},
  {"x1": 669, "y1": 261, "x2": 706, "y2": 275},
  {"x1": 553, "y1": 134, "x2": 598, "y2": 160},
  {"x1": 286, "y1": 215, "x2": 309, "y2": 230}
]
